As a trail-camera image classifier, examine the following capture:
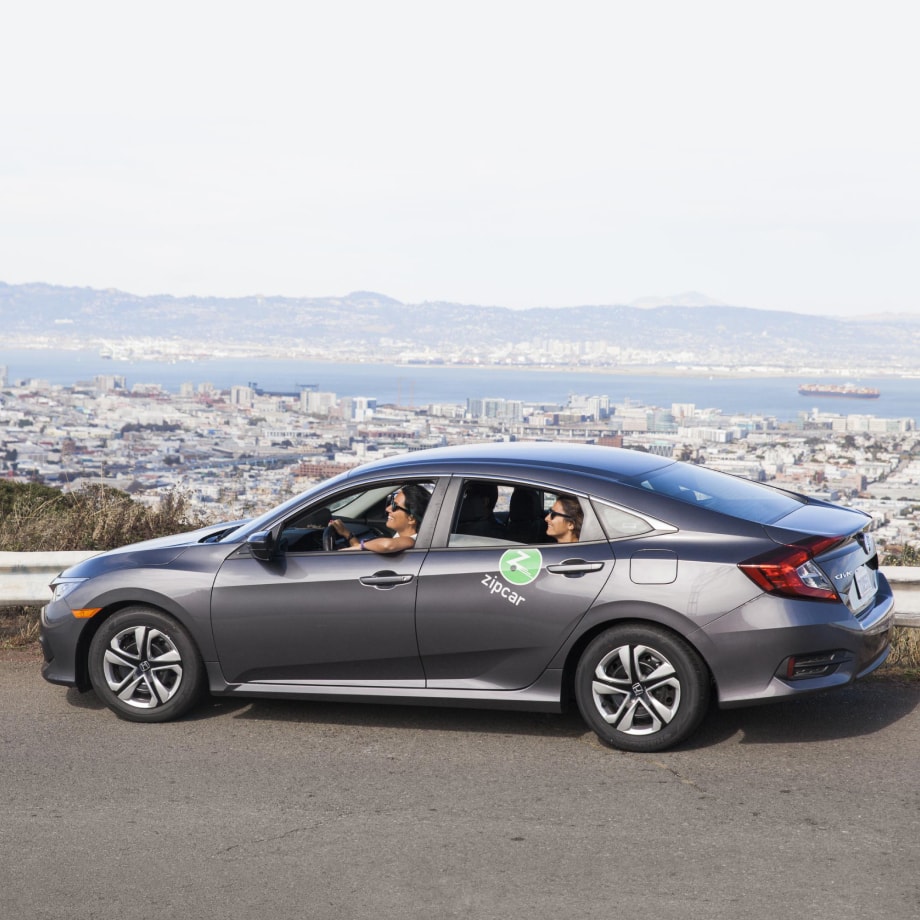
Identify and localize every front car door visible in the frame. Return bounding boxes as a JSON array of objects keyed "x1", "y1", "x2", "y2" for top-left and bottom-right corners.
[{"x1": 210, "y1": 478, "x2": 441, "y2": 687}]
